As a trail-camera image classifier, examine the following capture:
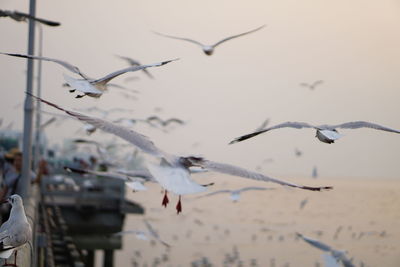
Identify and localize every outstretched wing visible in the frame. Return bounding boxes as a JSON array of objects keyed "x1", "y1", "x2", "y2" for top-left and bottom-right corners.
[
  {"x1": 296, "y1": 233, "x2": 333, "y2": 252},
  {"x1": 92, "y1": 58, "x2": 178, "y2": 86},
  {"x1": 0, "y1": 52, "x2": 88, "y2": 79},
  {"x1": 28, "y1": 94, "x2": 166, "y2": 158},
  {"x1": 212, "y1": 25, "x2": 266, "y2": 48},
  {"x1": 229, "y1": 121, "x2": 316, "y2": 144},
  {"x1": 190, "y1": 158, "x2": 332, "y2": 191},
  {"x1": 153, "y1": 31, "x2": 205, "y2": 47},
  {"x1": 331, "y1": 121, "x2": 400, "y2": 134}
]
